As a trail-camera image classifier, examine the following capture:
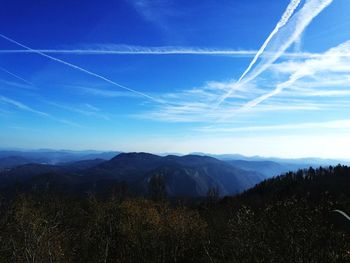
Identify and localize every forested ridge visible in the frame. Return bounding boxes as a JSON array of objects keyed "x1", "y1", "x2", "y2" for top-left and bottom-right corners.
[{"x1": 0, "y1": 165, "x2": 349, "y2": 262}]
